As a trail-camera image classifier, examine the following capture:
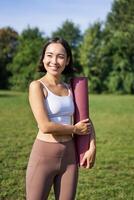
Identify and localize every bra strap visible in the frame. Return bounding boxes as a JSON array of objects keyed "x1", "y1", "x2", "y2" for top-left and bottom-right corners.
[{"x1": 38, "y1": 80, "x2": 49, "y2": 92}]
